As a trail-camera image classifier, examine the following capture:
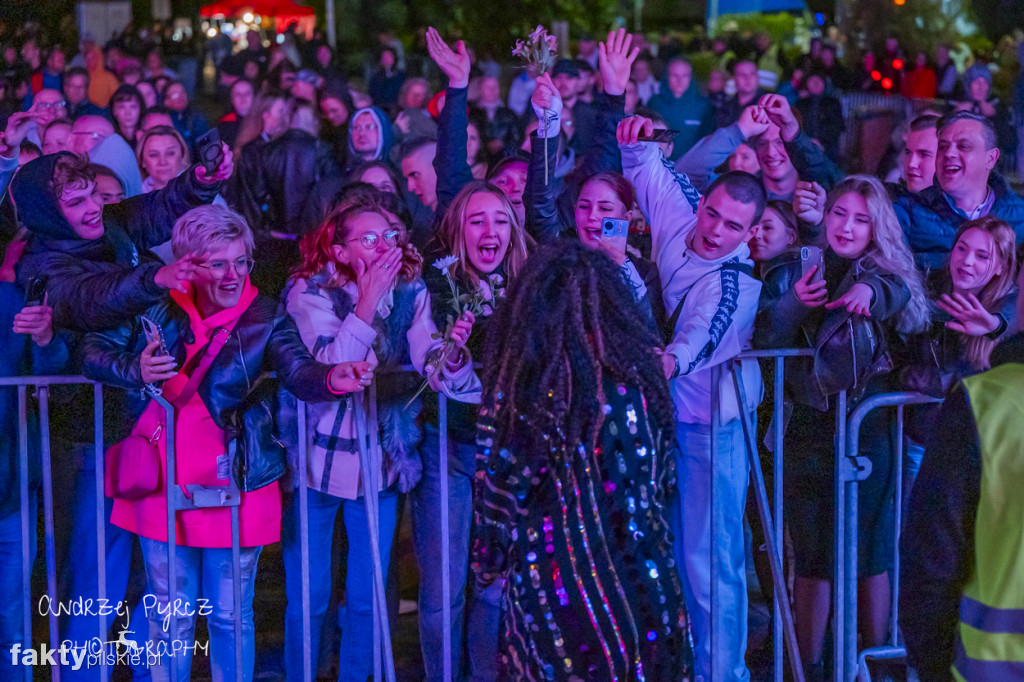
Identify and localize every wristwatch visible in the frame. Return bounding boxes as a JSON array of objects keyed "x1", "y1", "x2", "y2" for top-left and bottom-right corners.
[{"x1": 671, "y1": 354, "x2": 681, "y2": 379}]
